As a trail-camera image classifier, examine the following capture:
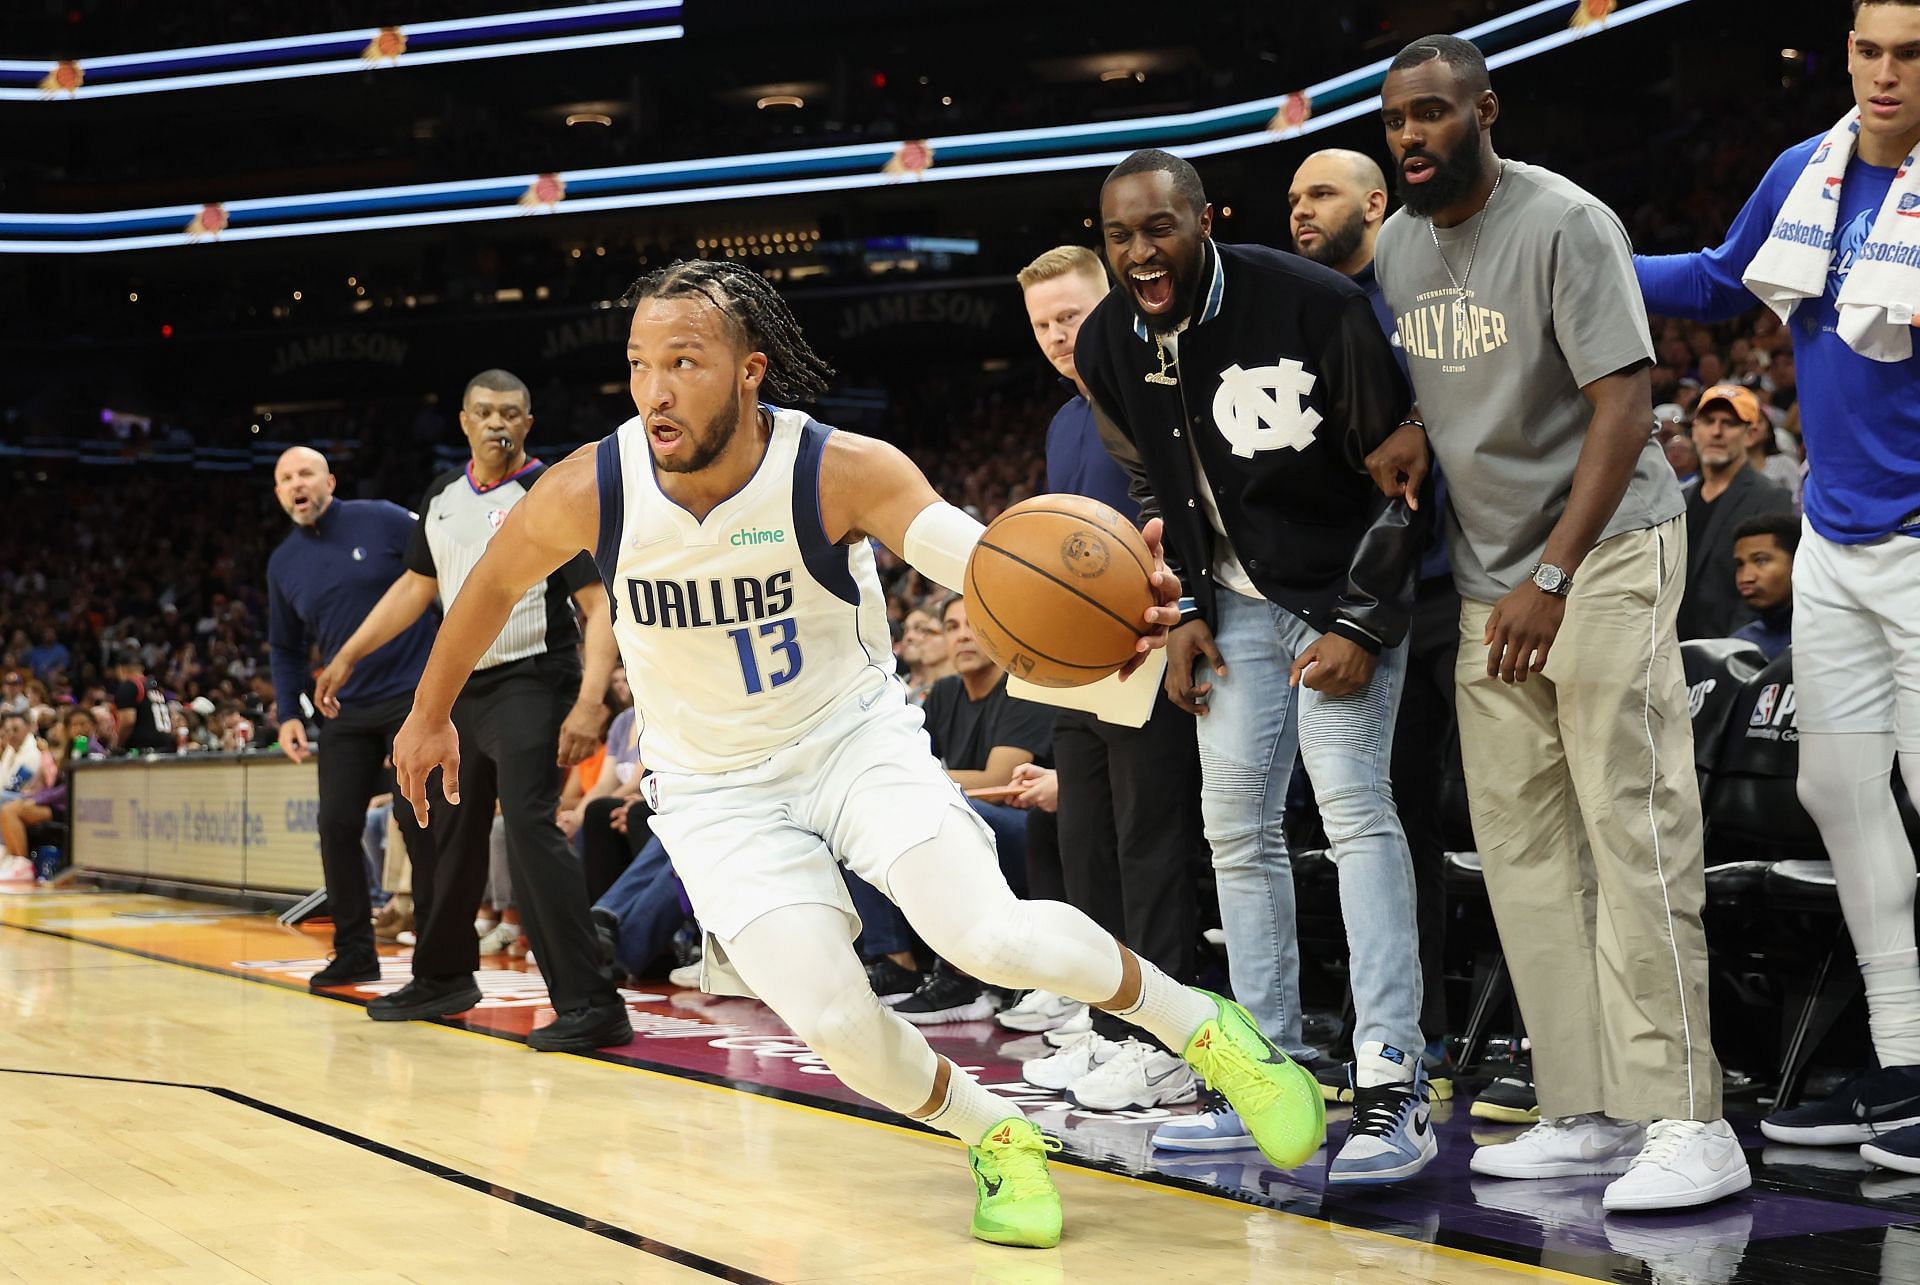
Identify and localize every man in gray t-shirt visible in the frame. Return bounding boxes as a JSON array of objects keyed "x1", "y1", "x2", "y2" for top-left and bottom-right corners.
[
  {"x1": 1376, "y1": 167, "x2": 1682, "y2": 601},
  {"x1": 1366, "y1": 34, "x2": 1748, "y2": 1215}
]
